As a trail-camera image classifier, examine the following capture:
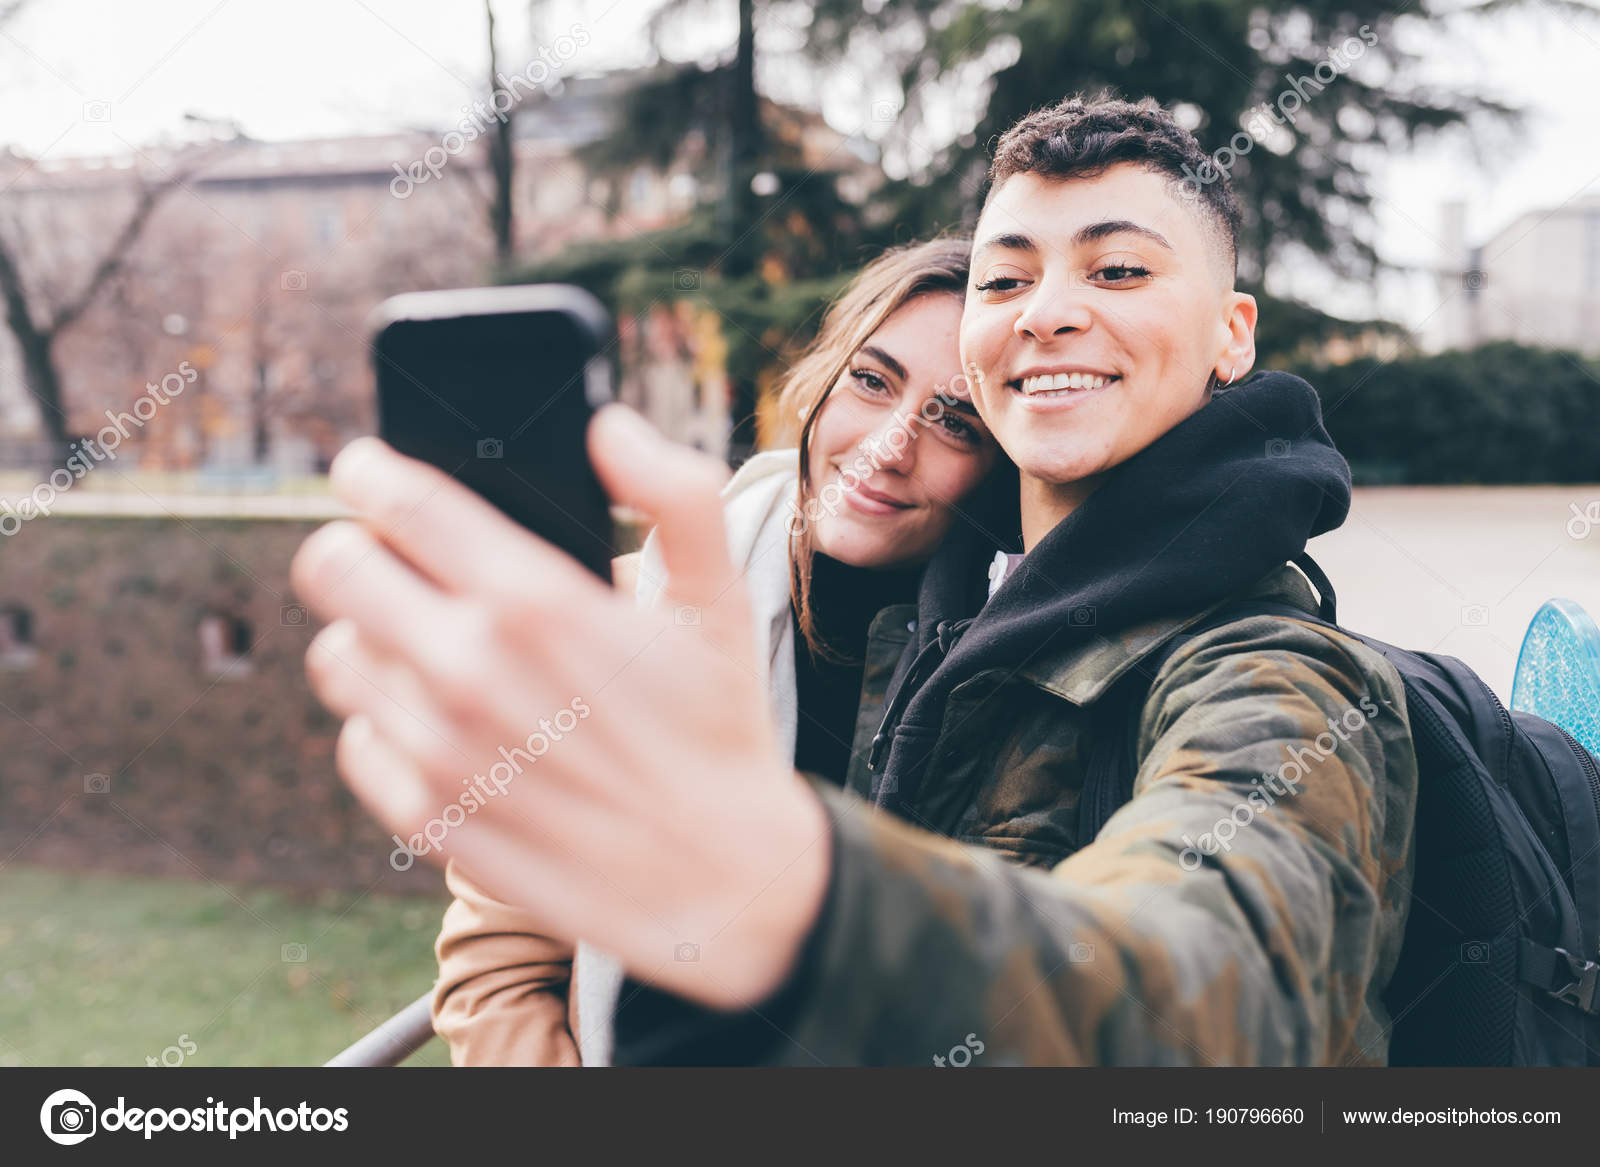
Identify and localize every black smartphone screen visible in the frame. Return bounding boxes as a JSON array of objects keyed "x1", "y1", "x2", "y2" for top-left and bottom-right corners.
[{"x1": 371, "y1": 286, "x2": 615, "y2": 581}]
